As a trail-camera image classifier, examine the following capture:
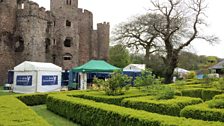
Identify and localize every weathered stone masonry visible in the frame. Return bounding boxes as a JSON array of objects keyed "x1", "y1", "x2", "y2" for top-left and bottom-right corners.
[{"x1": 0, "y1": 0, "x2": 110, "y2": 84}]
